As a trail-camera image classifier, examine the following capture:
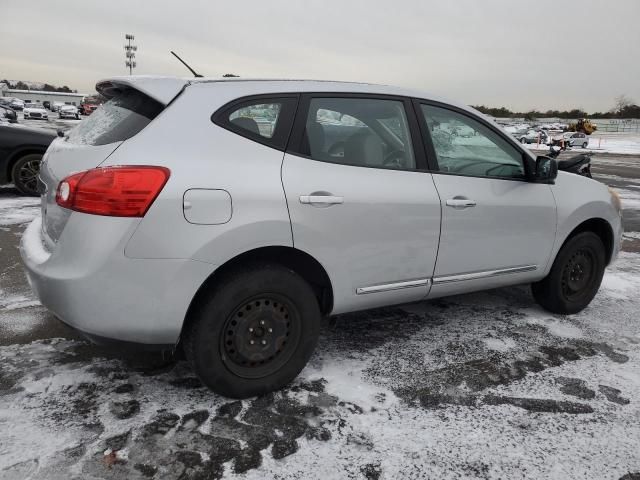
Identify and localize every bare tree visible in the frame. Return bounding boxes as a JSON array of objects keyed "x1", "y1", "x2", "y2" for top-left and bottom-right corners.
[{"x1": 614, "y1": 94, "x2": 633, "y2": 113}]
